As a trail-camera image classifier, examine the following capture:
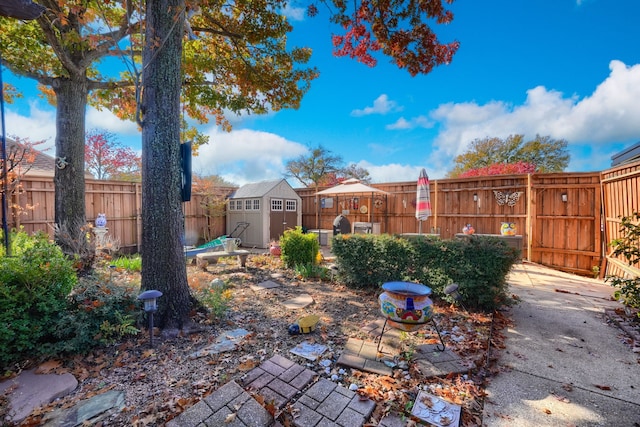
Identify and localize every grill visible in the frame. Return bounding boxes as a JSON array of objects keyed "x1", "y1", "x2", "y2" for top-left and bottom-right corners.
[
  {"x1": 333, "y1": 215, "x2": 351, "y2": 235},
  {"x1": 353, "y1": 222, "x2": 372, "y2": 234},
  {"x1": 353, "y1": 222, "x2": 381, "y2": 234}
]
